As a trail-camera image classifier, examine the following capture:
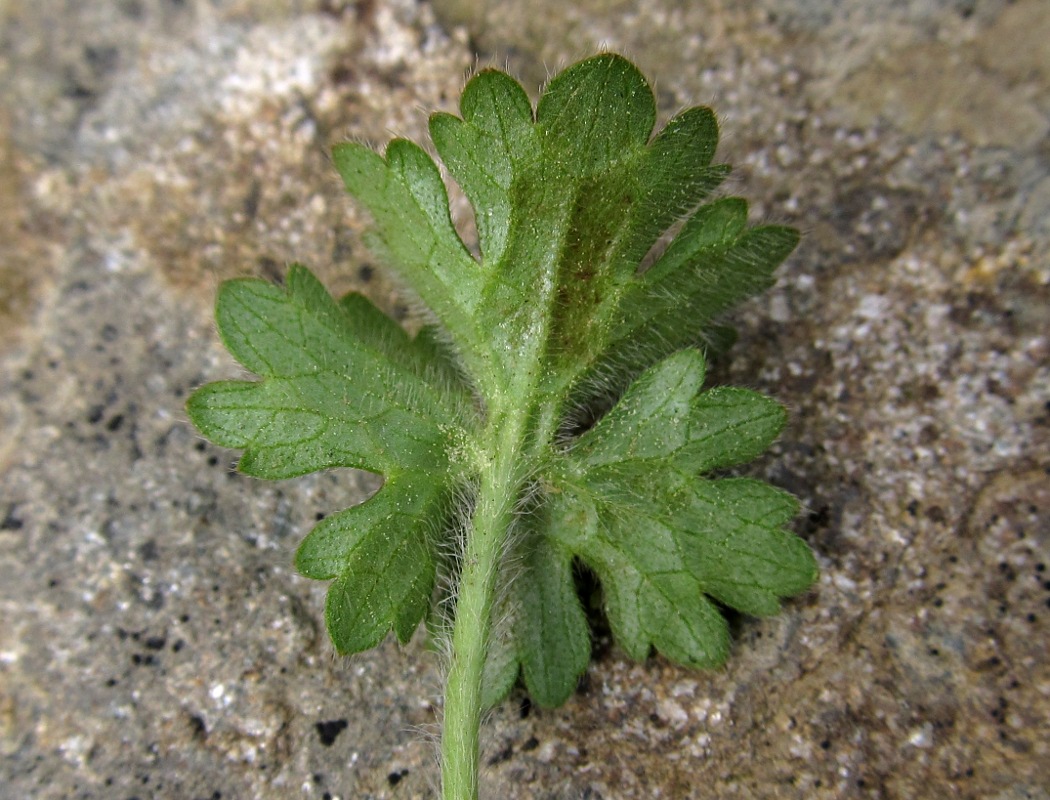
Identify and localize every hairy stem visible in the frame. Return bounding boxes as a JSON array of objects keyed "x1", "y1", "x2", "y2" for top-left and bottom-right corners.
[
  {"x1": 441, "y1": 202, "x2": 568, "y2": 797},
  {"x1": 440, "y1": 406, "x2": 528, "y2": 800}
]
